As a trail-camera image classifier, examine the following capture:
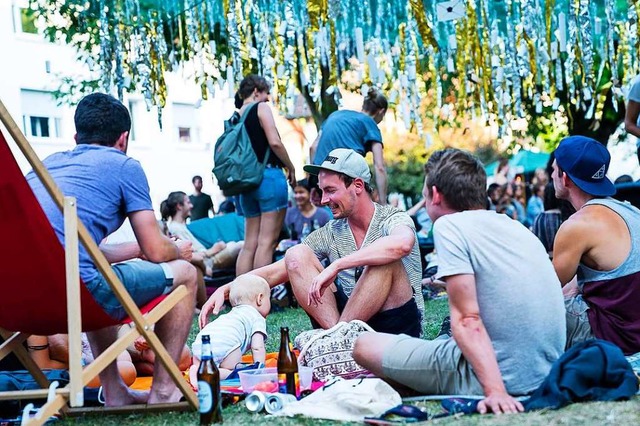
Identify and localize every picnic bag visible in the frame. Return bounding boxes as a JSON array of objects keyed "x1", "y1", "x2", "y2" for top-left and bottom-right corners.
[
  {"x1": 212, "y1": 103, "x2": 270, "y2": 196},
  {"x1": 294, "y1": 320, "x2": 374, "y2": 382}
]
